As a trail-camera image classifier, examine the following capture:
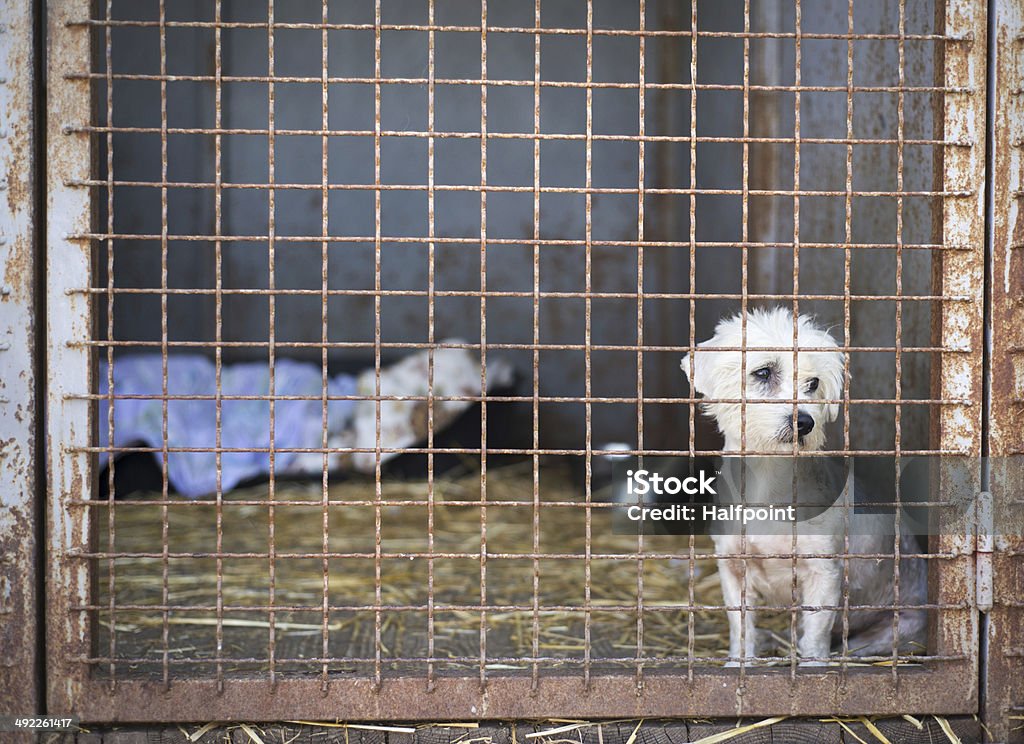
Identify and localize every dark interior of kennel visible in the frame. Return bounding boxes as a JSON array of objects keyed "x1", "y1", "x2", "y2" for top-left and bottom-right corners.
[{"x1": 87, "y1": 0, "x2": 945, "y2": 680}]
